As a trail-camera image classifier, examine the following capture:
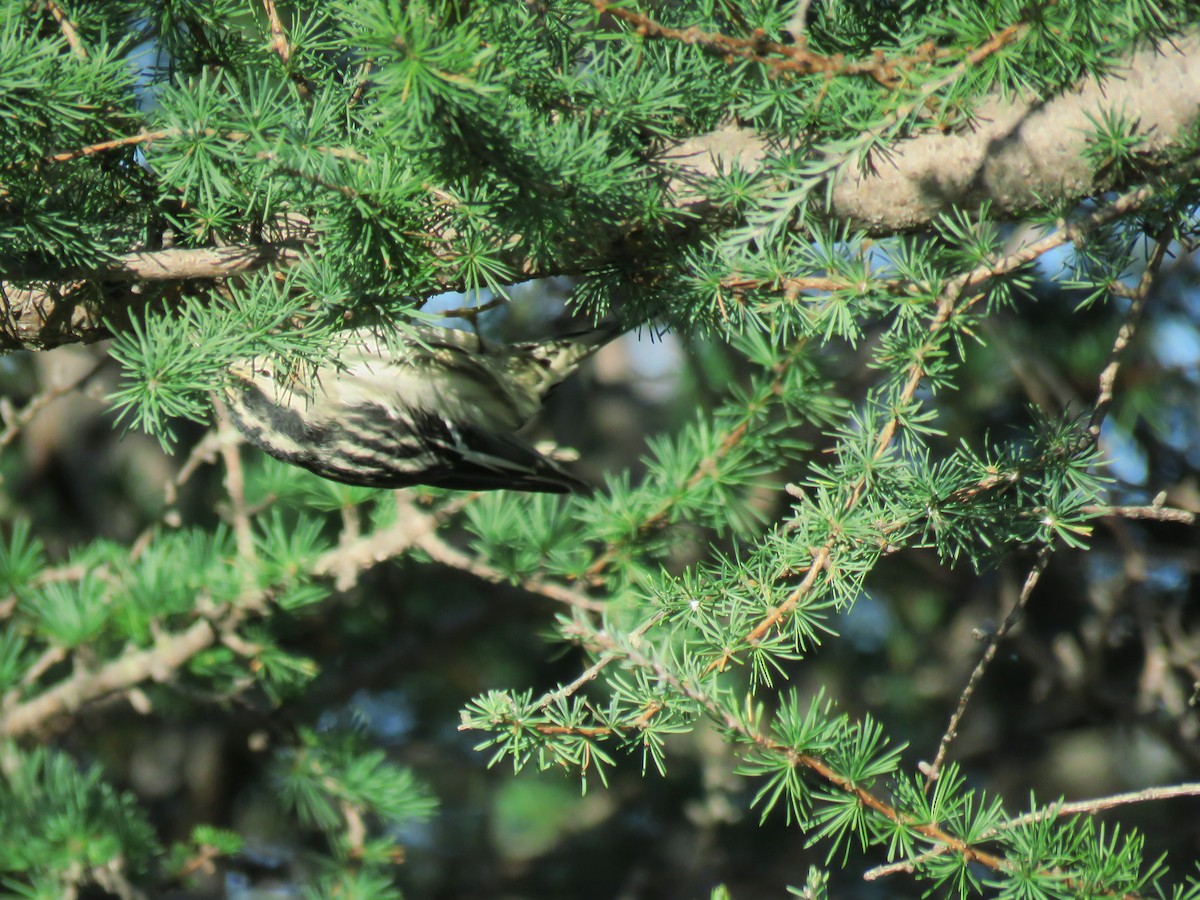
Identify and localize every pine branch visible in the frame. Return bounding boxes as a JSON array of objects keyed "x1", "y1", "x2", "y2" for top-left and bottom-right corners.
[
  {"x1": 0, "y1": 492, "x2": 472, "y2": 739},
  {"x1": 923, "y1": 227, "x2": 1176, "y2": 787},
  {"x1": 587, "y1": 0, "x2": 1020, "y2": 85},
  {"x1": 0, "y1": 618, "x2": 217, "y2": 739},
  {"x1": 670, "y1": 34, "x2": 1200, "y2": 231},
  {"x1": 5, "y1": 35, "x2": 1200, "y2": 351}
]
